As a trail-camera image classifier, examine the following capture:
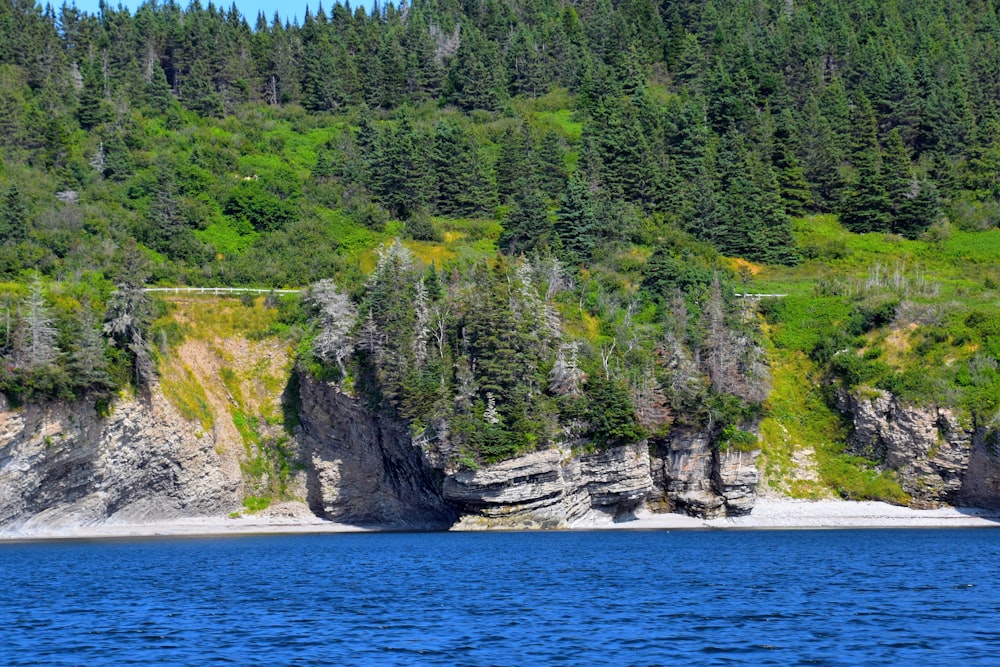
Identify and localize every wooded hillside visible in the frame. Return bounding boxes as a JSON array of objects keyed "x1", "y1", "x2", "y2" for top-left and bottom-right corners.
[{"x1": 0, "y1": 0, "x2": 998, "y2": 492}]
